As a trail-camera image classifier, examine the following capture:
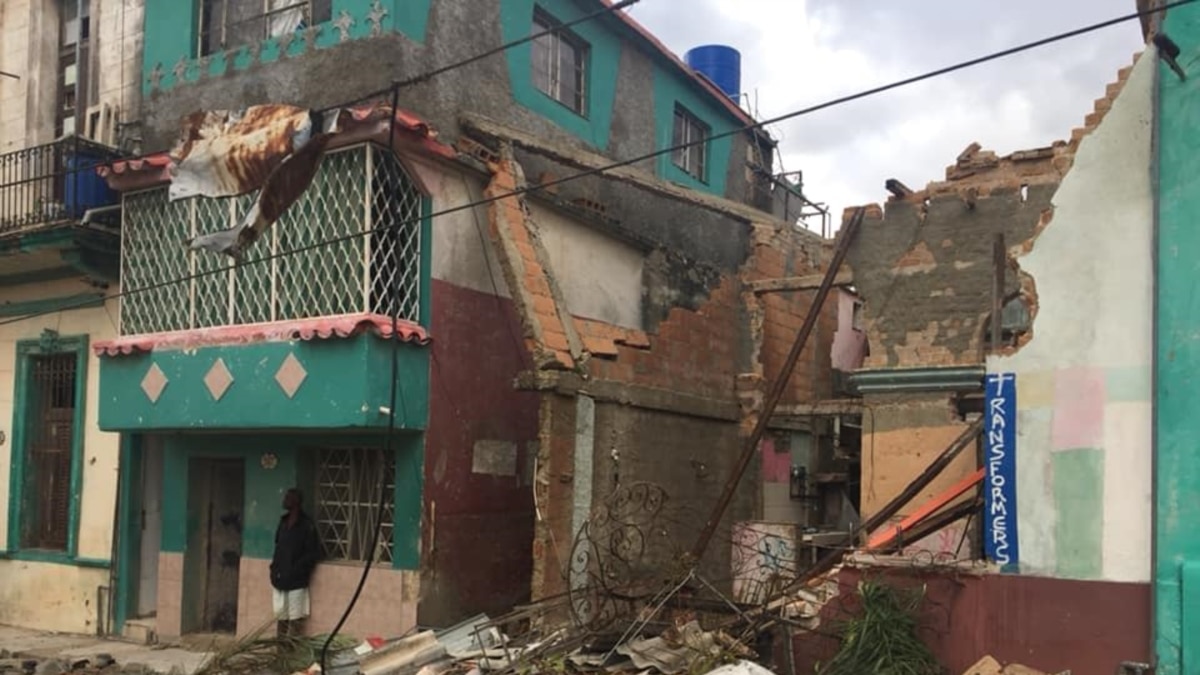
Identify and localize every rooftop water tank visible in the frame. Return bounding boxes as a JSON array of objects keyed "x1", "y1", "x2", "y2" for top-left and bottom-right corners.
[{"x1": 685, "y1": 45, "x2": 741, "y2": 102}]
